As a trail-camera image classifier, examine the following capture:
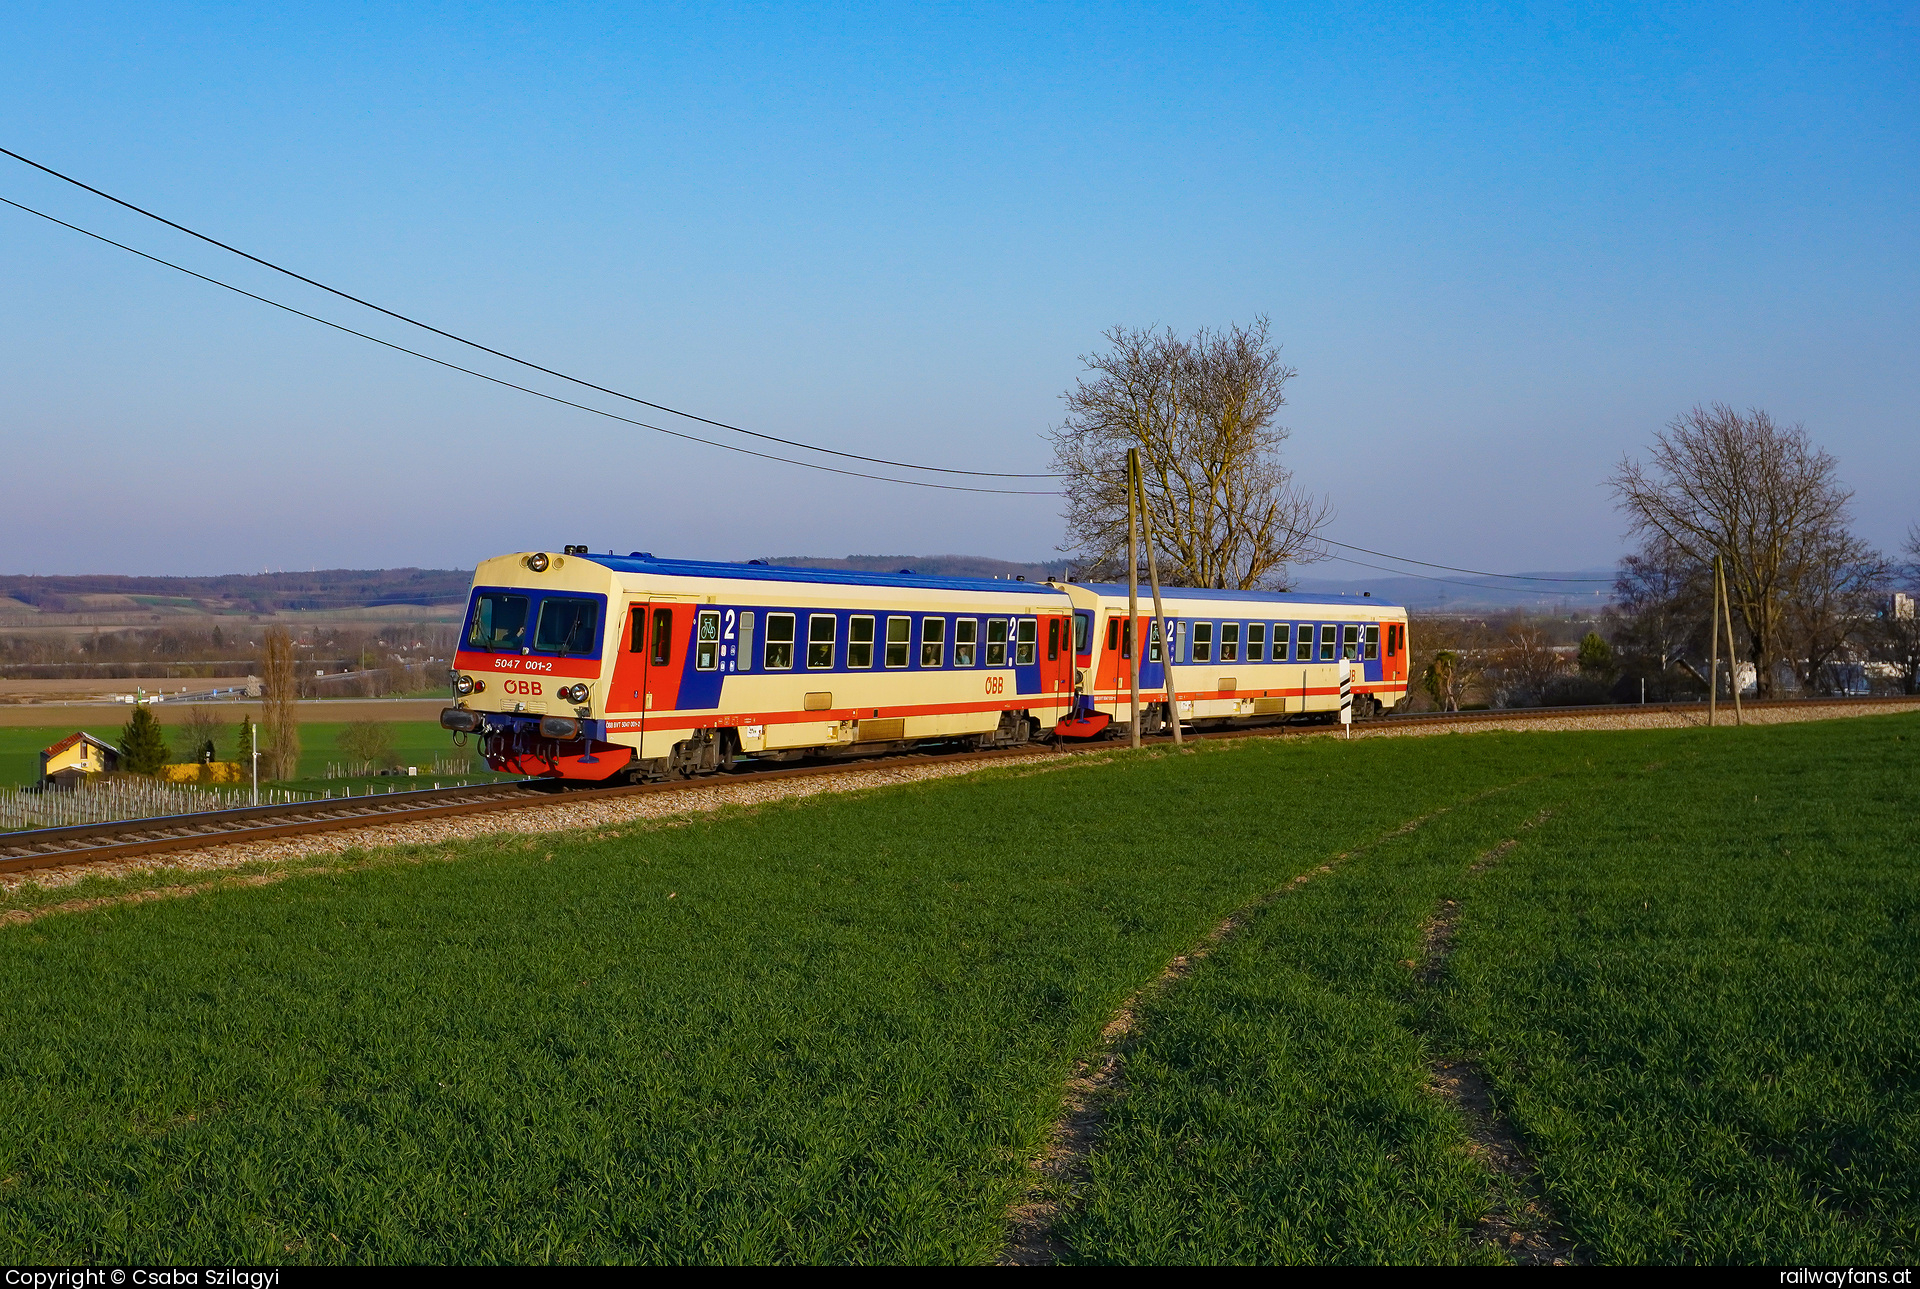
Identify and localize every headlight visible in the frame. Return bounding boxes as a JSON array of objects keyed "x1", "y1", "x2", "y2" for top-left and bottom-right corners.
[
  {"x1": 453, "y1": 673, "x2": 475, "y2": 696},
  {"x1": 440, "y1": 708, "x2": 484, "y2": 733},
  {"x1": 561, "y1": 682, "x2": 589, "y2": 704},
  {"x1": 539, "y1": 716, "x2": 582, "y2": 740},
  {"x1": 525, "y1": 552, "x2": 550, "y2": 572}
]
